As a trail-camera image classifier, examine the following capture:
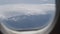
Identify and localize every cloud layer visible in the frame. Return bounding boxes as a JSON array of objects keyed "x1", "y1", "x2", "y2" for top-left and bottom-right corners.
[{"x1": 0, "y1": 4, "x2": 55, "y2": 18}]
